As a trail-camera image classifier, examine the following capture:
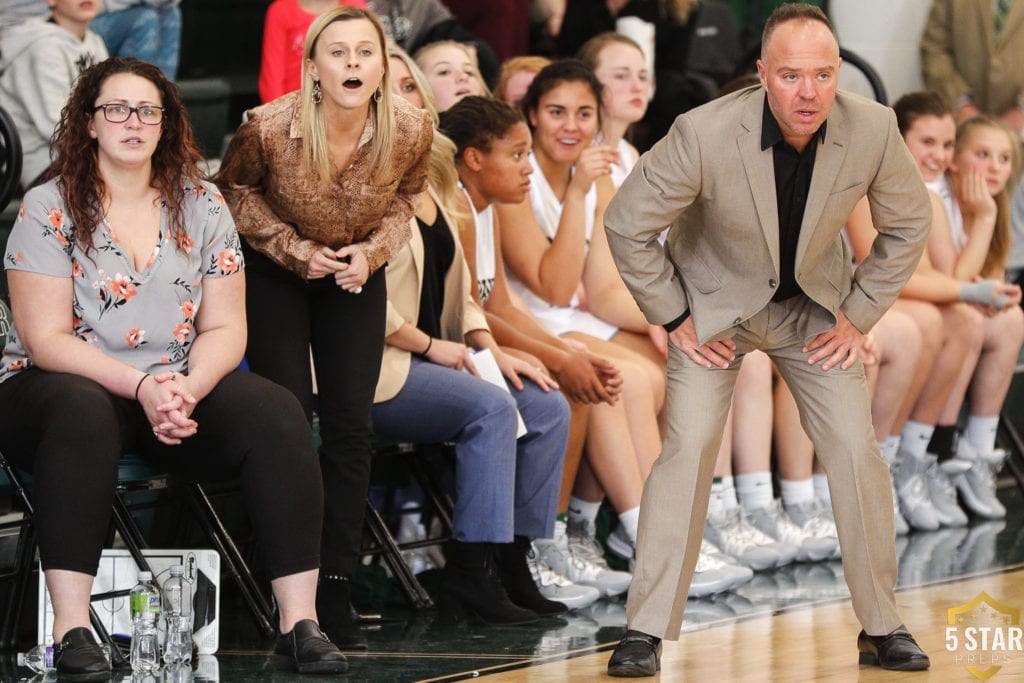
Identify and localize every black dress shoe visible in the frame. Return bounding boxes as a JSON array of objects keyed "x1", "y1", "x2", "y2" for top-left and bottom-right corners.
[
  {"x1": 858, "y1": 625, "x2": 930, "y2": 671},
  {"x1": 54, "y1": 627, "x2": 112, "y2": 682},
  {"x1": 608, "y1": 629, "x2": 662, "y2": 677},
  {"x1": 275, "y1": 619, "x2": 349, "y2": 674}
]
